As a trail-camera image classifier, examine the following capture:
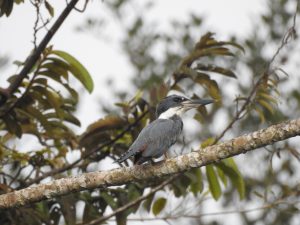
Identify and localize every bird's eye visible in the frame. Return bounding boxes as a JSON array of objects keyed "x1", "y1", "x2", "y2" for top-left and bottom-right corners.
[
  {"x1": 174, "y1": 97, "x2": 185, "y2": 102},
  {"x1": 173, "y1": 97, "x2": 181, "y2": 102}
]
